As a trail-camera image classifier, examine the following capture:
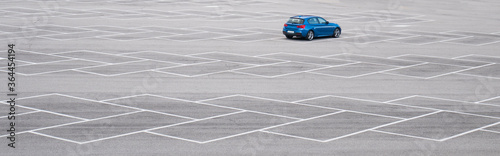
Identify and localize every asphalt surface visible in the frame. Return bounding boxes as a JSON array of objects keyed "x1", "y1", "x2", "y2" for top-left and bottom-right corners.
[{"x1": 1, "y1": 0, "x2": 500, "y2": 155}]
